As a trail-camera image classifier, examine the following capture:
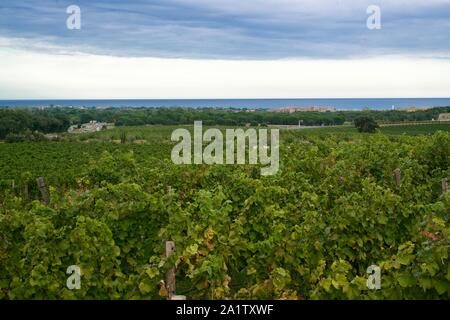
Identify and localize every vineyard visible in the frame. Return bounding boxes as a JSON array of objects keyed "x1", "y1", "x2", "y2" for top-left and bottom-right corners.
[{"x1": 0, "y1": 126, "x2": 449, "y2": 299}]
